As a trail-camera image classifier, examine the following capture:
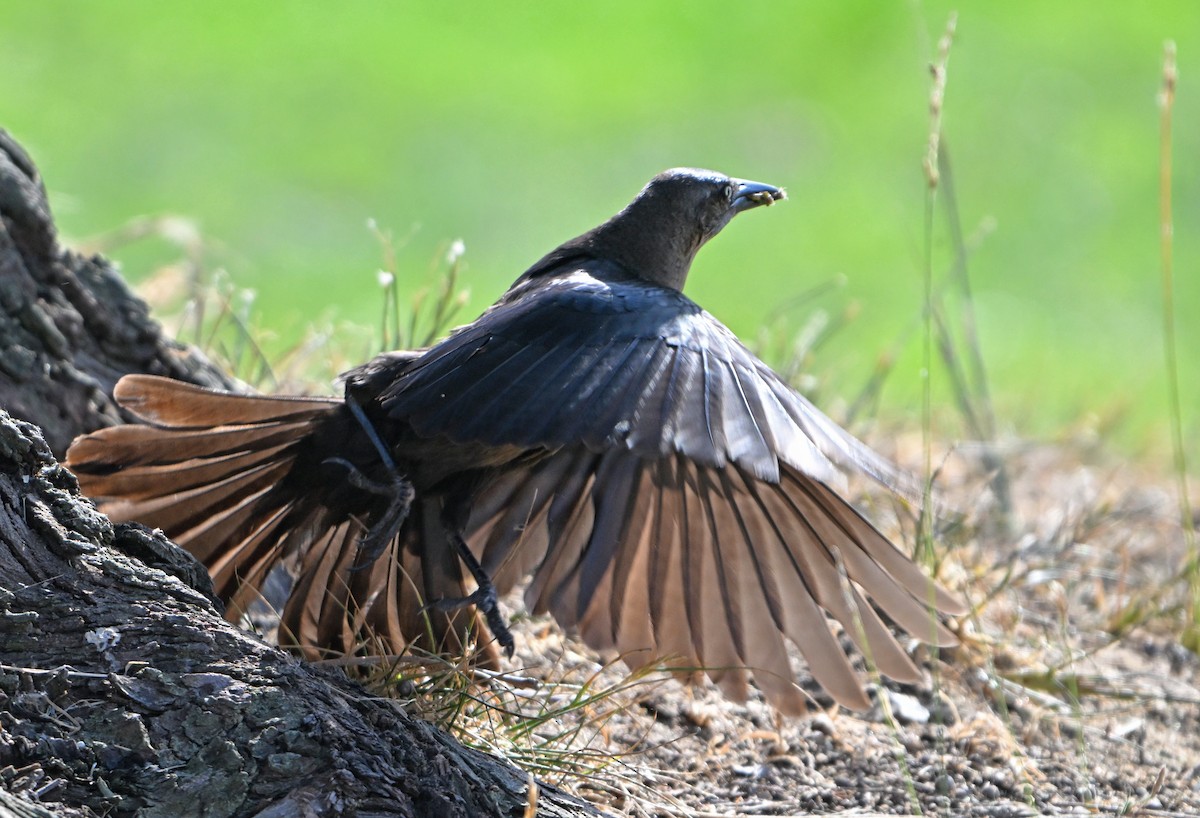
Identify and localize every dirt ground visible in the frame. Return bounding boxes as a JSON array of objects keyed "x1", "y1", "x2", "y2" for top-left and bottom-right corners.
[{"x1": 393, "y1": 435, "x2": 1200, "y2": 817}]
